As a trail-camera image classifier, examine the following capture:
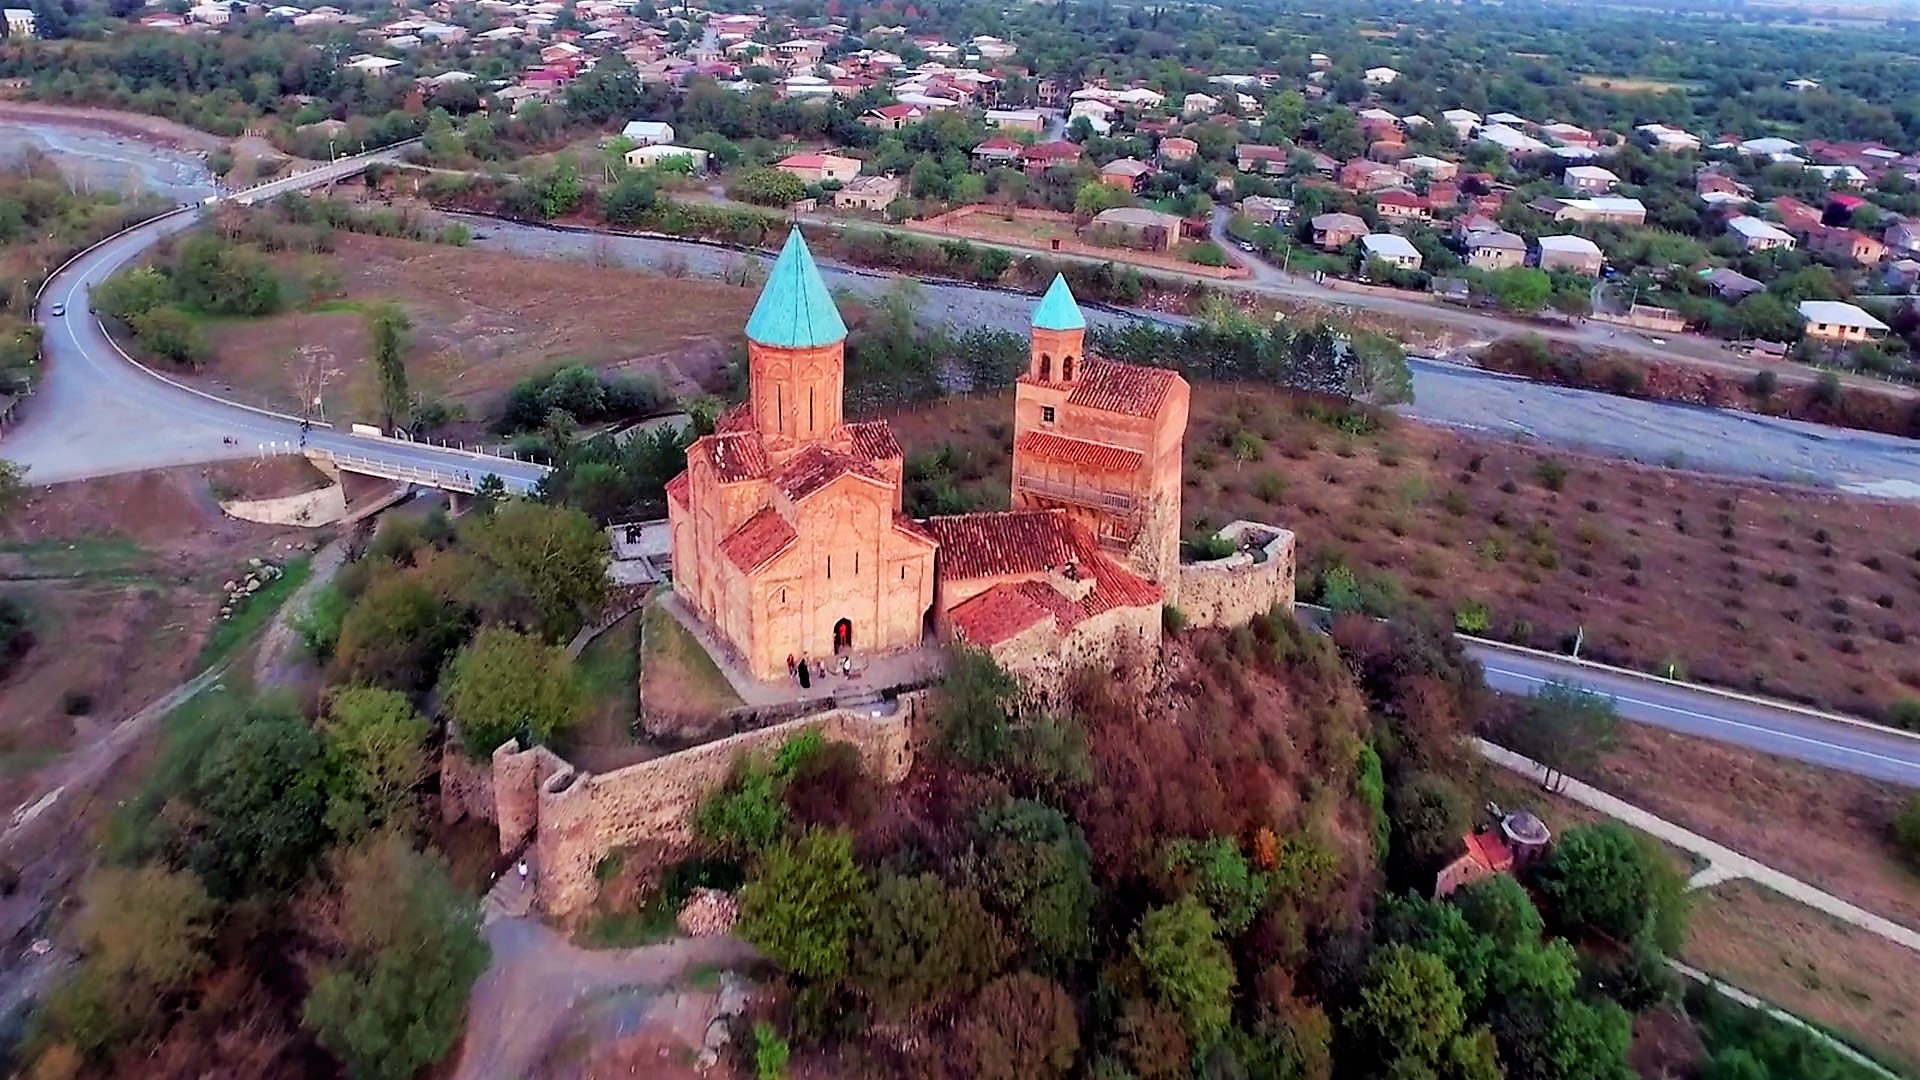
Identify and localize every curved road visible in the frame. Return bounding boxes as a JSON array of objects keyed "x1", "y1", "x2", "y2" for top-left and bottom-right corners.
[{"x1": 3, "y1": 147, "x2": 547, "y2": 492}]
